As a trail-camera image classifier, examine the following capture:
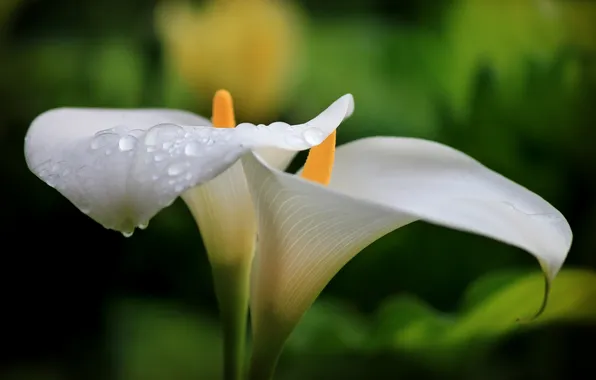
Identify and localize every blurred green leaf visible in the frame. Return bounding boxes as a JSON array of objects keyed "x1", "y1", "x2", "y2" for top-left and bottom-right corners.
[
  {"x1": 88, "y1": 40, "x2": 145, "y2": 108},
  {"x1": 373, "y1": 268, "x2": 596, "y2": 360},
  {"x1": 440, "y1": 0, "x2": 564, "y2": 119},
  {"x1": 285, "y1": 299, "x2": 369, "y2": 354},
  {"x1": 108, "y1": 299, "x2": 222, "y2": 380},
  {"x1": 294, "y1": 20, "x2": 440, "y2": 141}
]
